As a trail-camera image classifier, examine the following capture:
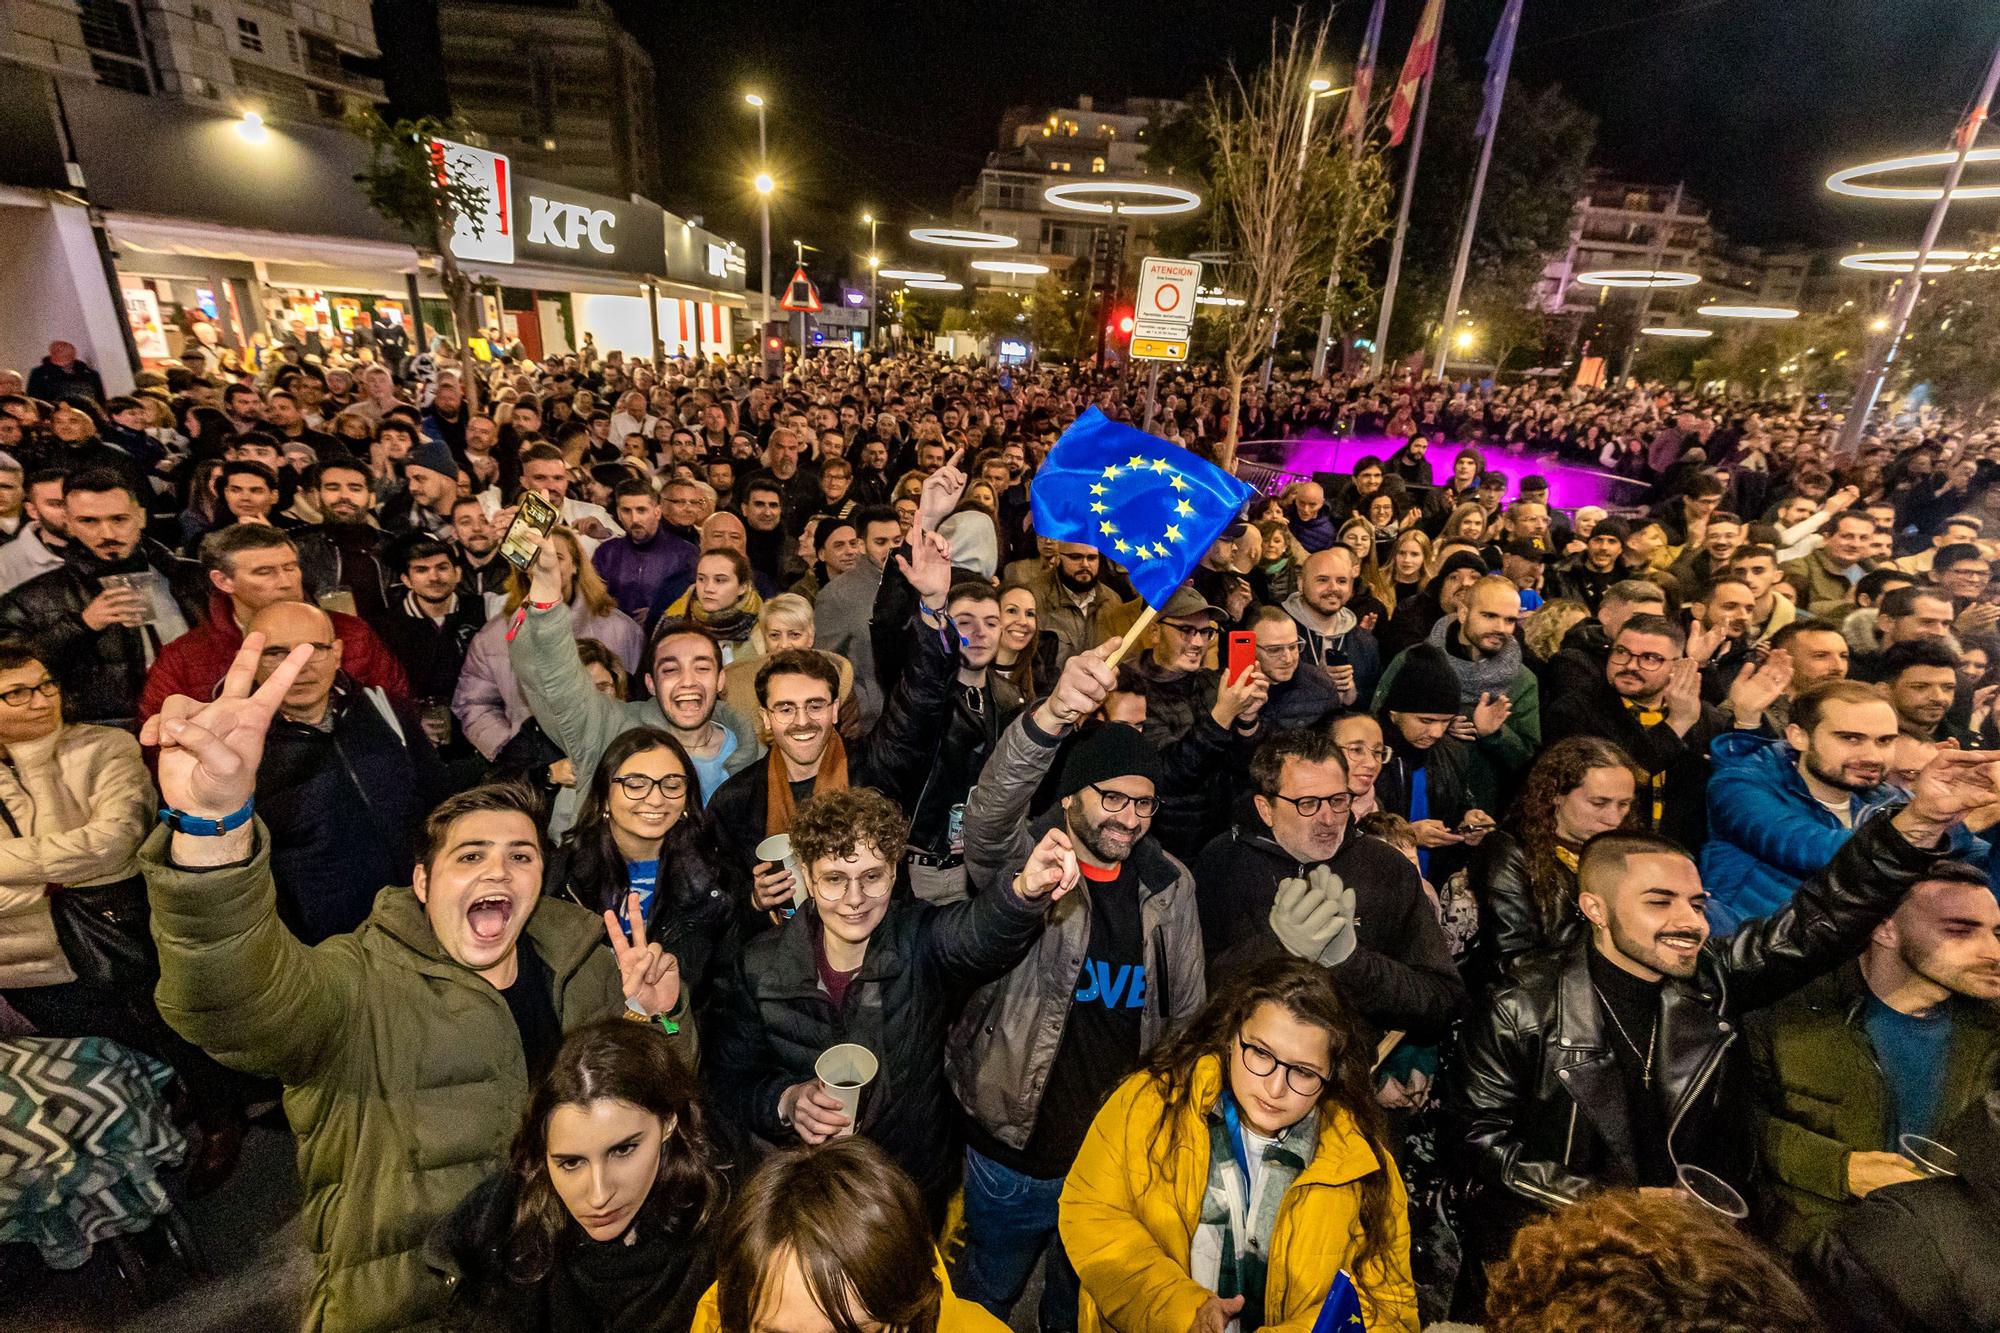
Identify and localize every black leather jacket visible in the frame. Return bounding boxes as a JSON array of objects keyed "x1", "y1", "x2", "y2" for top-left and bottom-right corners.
[
  {"x1": 1465, "y1": 829, "x2": 1586, "y2": 992},
  {"x1": 1447, "y1": 808, "x2": 1941, "y2": 1240}
]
